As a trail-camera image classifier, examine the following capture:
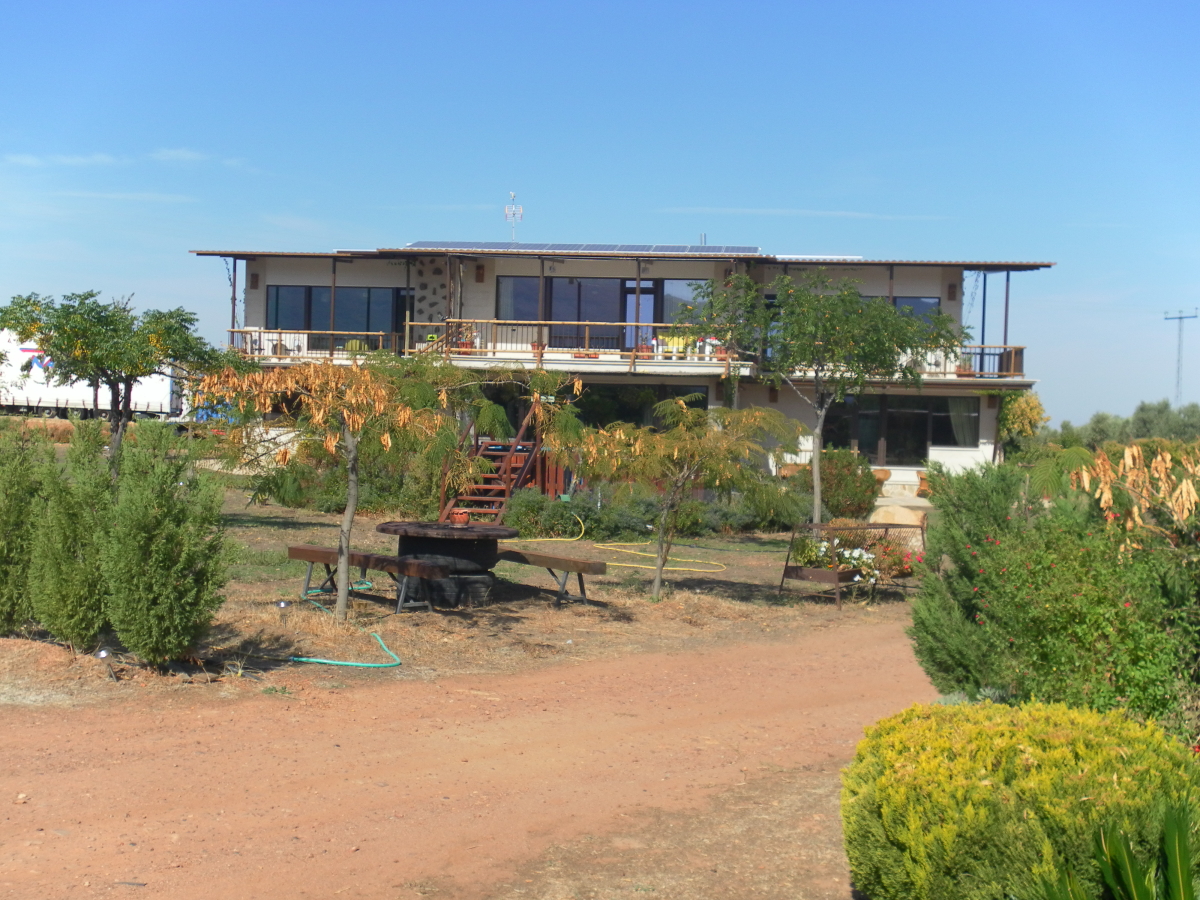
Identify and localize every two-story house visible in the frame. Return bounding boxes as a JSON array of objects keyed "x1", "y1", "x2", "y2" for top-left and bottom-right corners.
[{"x1": 193, "y1": 241, "x2": 1052, "y2": 497}]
